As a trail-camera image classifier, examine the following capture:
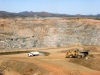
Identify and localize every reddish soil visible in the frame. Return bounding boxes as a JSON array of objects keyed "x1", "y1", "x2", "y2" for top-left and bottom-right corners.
[{"x1": 0, "y1": 46, "x2": 100, "y2": 75}]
